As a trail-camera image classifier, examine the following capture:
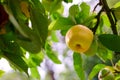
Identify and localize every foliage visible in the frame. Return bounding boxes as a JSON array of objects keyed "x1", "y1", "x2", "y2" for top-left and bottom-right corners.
[{"x1": 0, "y1": 0, "x2": 120, "y2": 80}]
